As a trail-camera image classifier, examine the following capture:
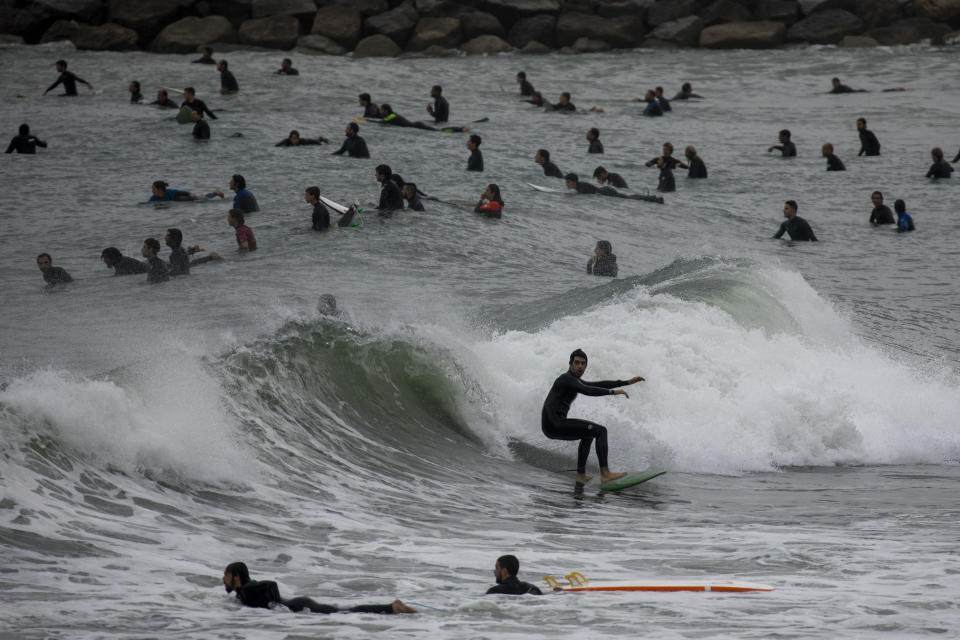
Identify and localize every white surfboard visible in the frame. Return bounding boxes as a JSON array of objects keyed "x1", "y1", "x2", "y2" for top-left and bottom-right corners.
[
  {"x1": 527, "y1": 182, "x2": 566, "y2": 193},
  {"x1": 318, "y1": 195, "x2": 350, "y2": 214}
]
